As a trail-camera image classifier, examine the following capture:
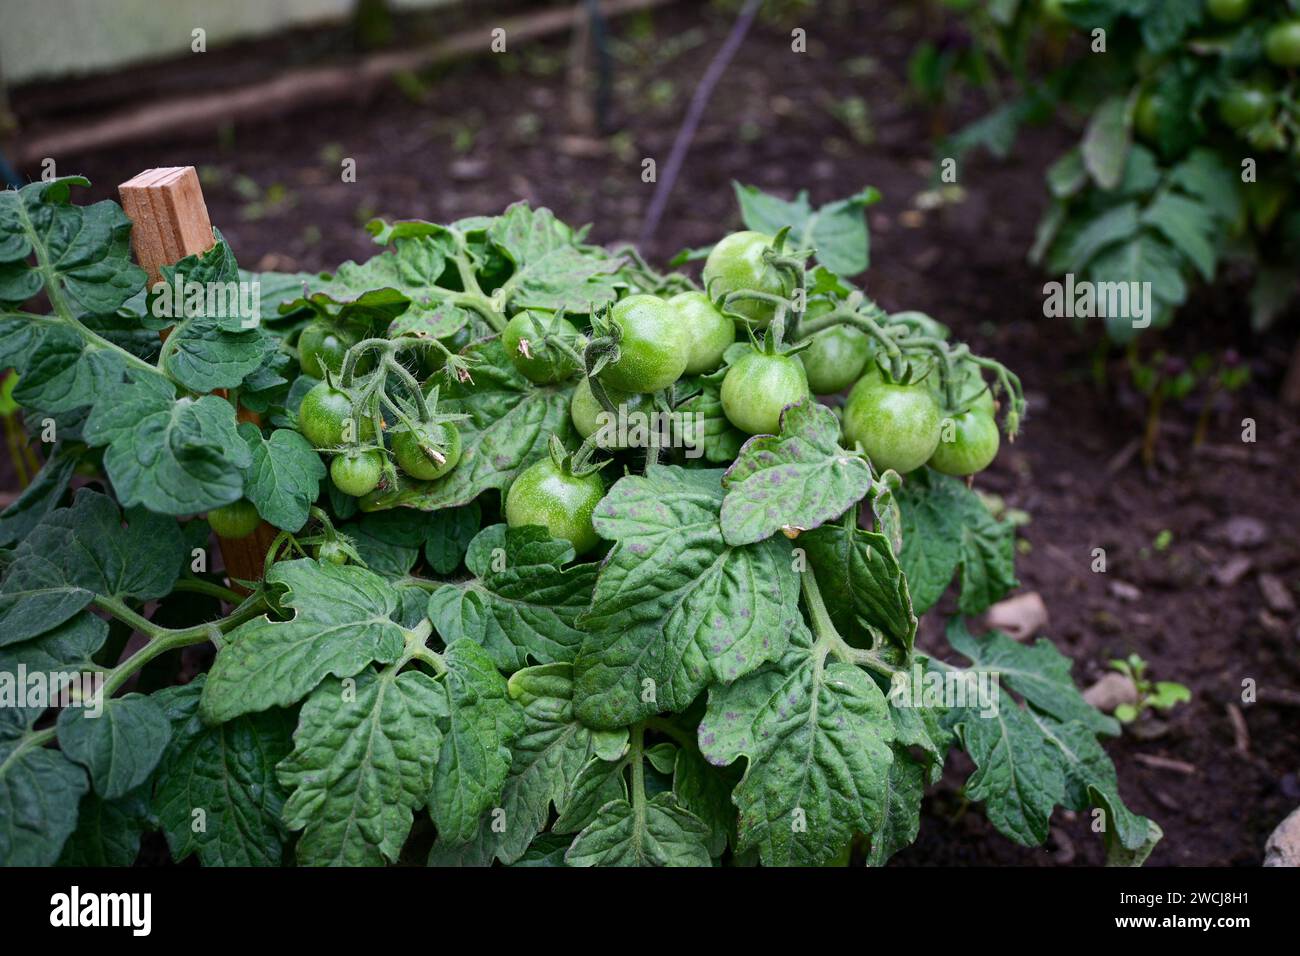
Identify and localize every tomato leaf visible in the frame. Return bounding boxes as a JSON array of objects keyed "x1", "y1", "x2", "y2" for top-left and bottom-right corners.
[
  {"x1": 199, "y1": 559, "x2": 408, "y2": 722},
  {"x1": 152, "y1": 677, "x2": 294, "y2": 867},
  {"x1": 0, "y1": 490, "x2": 184, "y2": 646},
  {"x1": 573, "y1": 465, "x2": 800, "y2": 729},
  {"x1": 84, "y1": 372, "x2": 252, "y2": 515},
  {"x1": 720, "y1": 398, "x2": 875, "y2": 546},
  {"x1": 278, "y1": 668, "x2": 446, "y2": 866},
  {"x1": 698, "y1": 625, "x2": 895, "y2": 866},
  {"x1": 238, "y1": 423, "x2": 327, "y2": 533},
  {"x1": 895, "y1": 468, "x2": 1017, "y2": 616},
  {"x1": 57, "y1": 694, "x2": 172, "y2": 800},
  {"x1": 733, "y1": 182, "x2": 880, "y2": 276},
  {"x1": 56, "y1": 786, "x2": 153, "y2": 867},
  {"x1": 428, "y1": 639, "x2": 525, "y2": 843},
  {"x1": 0, "y1": 736, "x2": 89, "y2": 866},
  {"x1": 426, "y1": 524, "x2": 599, "y2": 670},
  {"x1": 565, "y1": 792, "x2": 712, "y2": 867}
]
